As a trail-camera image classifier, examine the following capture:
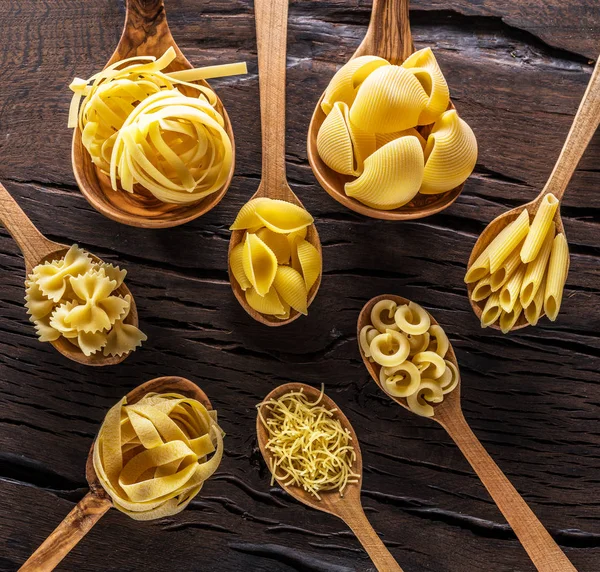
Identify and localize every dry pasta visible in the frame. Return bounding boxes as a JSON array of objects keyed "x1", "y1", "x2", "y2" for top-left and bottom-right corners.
[
  {"x1": 520, "y1": 194, "x2": 559, "y2": 263},
  {"x1": 544, "y1": 233, "x2": 569, "y2": 321}
]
